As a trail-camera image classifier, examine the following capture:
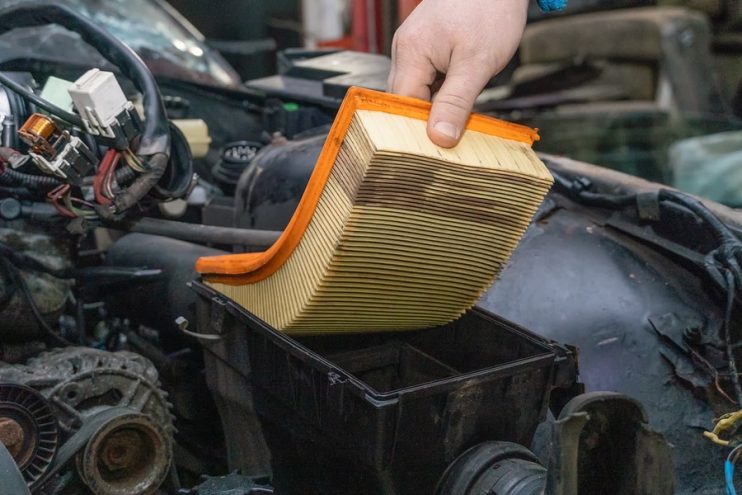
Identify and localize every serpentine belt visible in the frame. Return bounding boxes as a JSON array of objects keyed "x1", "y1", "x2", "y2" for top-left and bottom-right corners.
[{"x1": 0, "y1": 406, "x2": 136, "y2": 495}]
